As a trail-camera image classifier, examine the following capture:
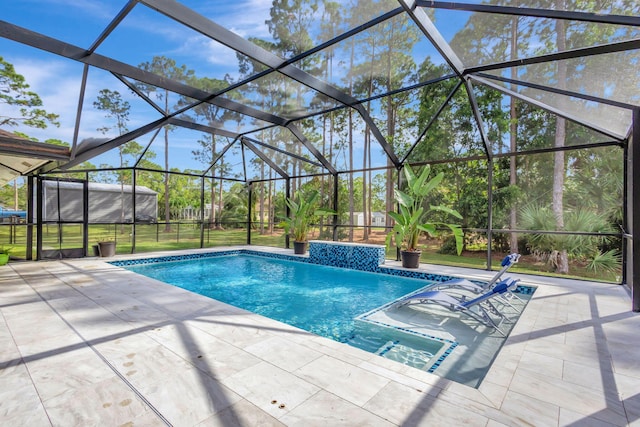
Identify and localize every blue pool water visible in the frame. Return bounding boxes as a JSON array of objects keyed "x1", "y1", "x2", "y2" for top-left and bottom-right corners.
[{"x1": 124, "y1": 254, "x2": 446, "y2": 364}]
